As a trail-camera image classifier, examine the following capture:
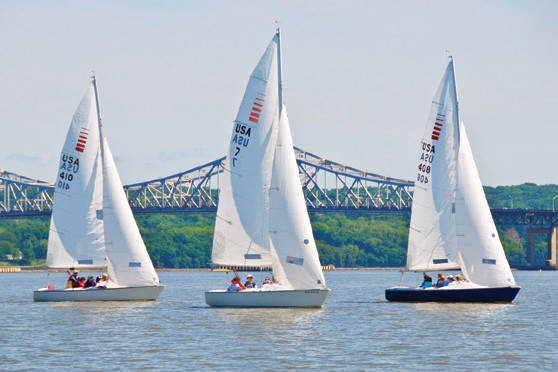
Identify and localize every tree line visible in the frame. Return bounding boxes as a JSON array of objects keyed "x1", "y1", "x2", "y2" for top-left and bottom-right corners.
[{"x1": 1, "y1": 183, "x2": 557, "y2": 268}]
